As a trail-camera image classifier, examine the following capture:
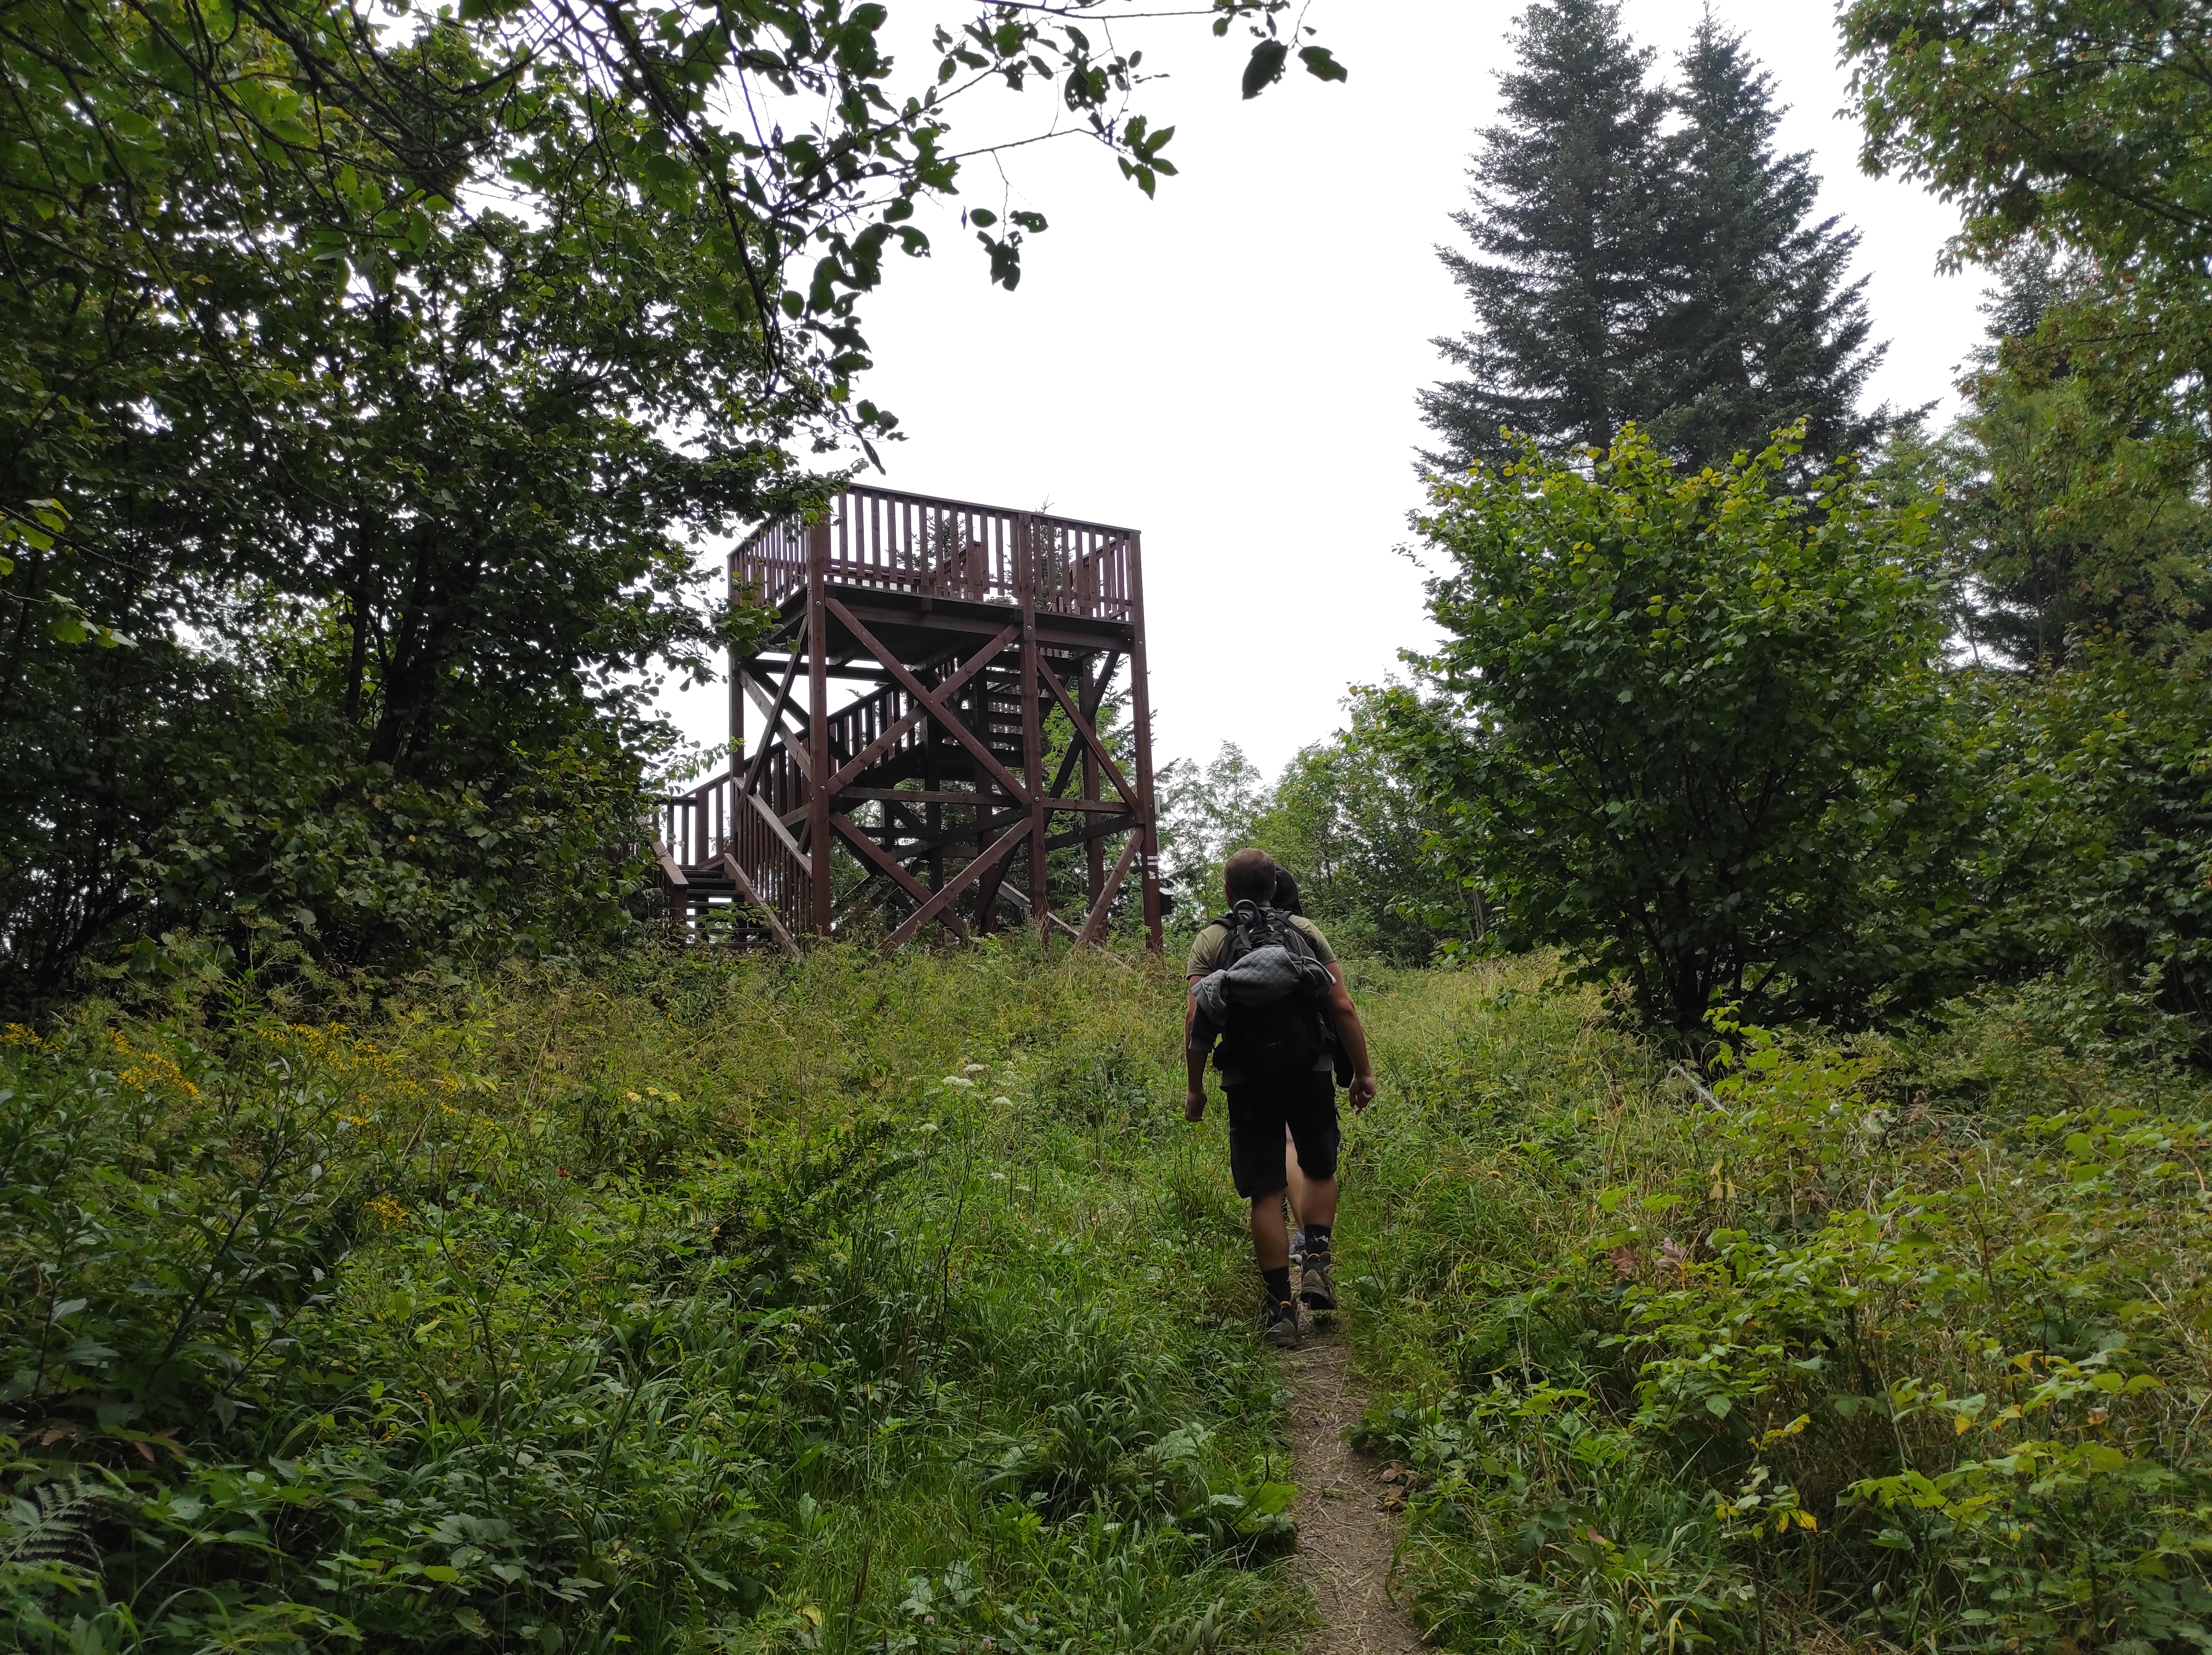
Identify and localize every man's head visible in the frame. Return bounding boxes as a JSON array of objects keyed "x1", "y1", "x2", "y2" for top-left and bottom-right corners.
[{"x1": 1223, "y1": 847, "x2": 1278, "y2": 904}]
